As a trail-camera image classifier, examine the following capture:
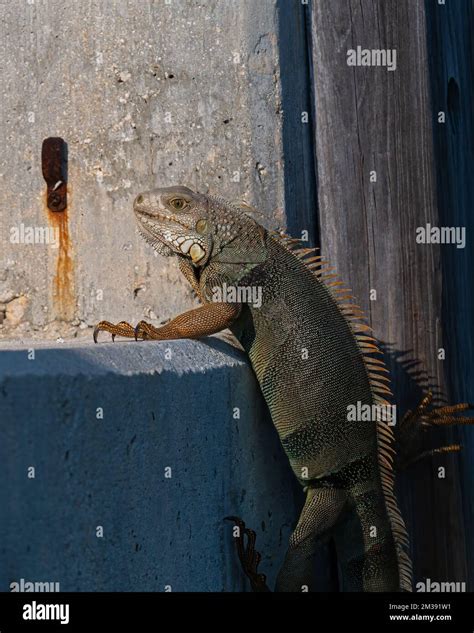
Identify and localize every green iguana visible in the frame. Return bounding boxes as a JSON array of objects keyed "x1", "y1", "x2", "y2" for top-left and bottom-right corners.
[{"x1": 94, "y1": 186, "x2": 473, "y2": 592}]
